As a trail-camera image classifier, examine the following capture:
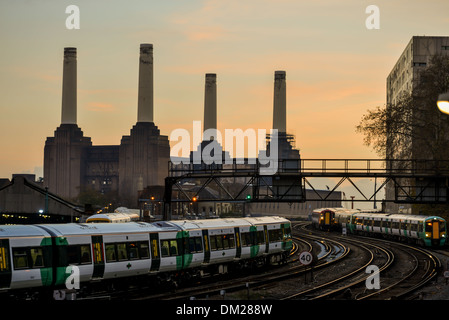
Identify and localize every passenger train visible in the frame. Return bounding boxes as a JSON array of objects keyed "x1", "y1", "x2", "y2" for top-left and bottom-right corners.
[
  {"x1": 312, "y1": 207, "x2": 446, "y2": 247},
  {"x1": 85, "y1": 212, "x2": 140, "y2": 223},
  {"x1": 0, "y1": 216, "x2": 292, "y2": 299}
]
